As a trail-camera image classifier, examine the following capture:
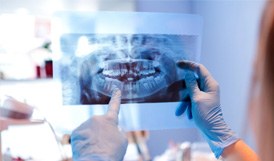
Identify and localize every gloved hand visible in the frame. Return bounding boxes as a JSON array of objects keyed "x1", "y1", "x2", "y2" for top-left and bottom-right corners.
[
  {"x1": 176, "y1": 60, "x2": 239, "y2": 158},
  {"x1": 71, "y1": 88, "x2": 128, "y2": 161}
]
